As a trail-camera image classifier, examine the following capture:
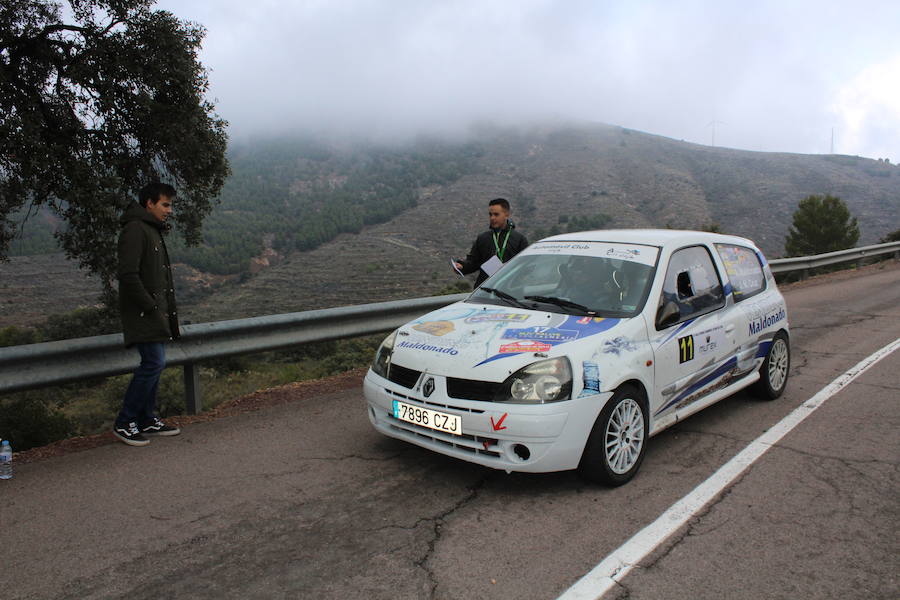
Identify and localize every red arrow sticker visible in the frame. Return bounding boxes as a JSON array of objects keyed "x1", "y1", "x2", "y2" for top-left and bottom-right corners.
[{"x1": 491, "y1": 413, "x2": 508, "y2": 431}]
